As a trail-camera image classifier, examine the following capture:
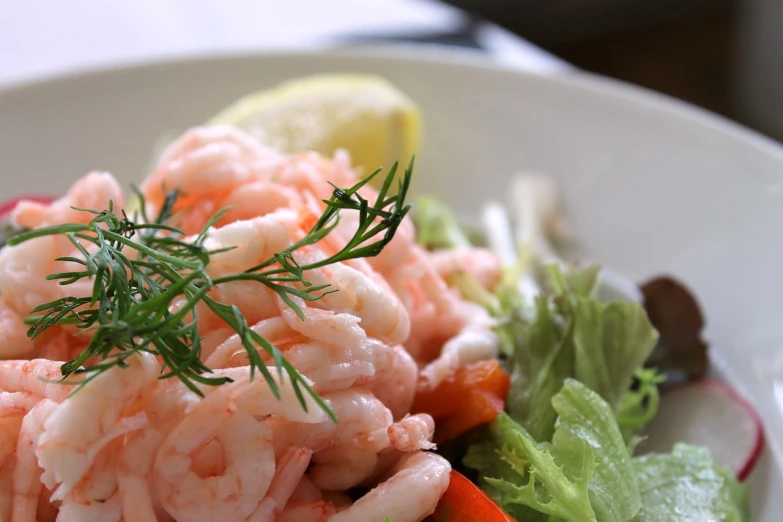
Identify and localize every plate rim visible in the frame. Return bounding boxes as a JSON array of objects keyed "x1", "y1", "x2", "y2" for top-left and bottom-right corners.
[{"x1": 1, "y1": 43, "x2": 782, "y2": 162}]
